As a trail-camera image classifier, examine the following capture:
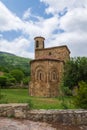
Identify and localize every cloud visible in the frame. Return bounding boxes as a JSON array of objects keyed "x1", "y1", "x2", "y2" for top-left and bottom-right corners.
[
  {"x1": 40, "y1": 0, "x2": 87, "y2": 14},
  {"x1": 60, "y1": 8, "x2": 87, "y2": 33},
  {"x1": 0, "y1": 37, "x2": 33, "y2": 58},
  {"x1": 0, "y1": 34, "x2": 3, "y2": 38},
  {"x1": 0, "y1": 1, "x2": 59, "y2": 39},
  {"x1": 40, "y1": 0, "x2": 74, "y2": 14},
  {"x1": 23, "y1": 8, "x2": 31, "y2": 20},
  {"x1": 39, "y1": 0, "x2": 87, "y2": 57},
  {"x1": 0, "y1": 1, "x2": 87, "y2": 58},
  {"x1": 46, "y1": 31, "x2": 87, "y2": 57},
  {"x1": 0, "y1": 1, "x2": 23, "y2": 32},
  {"x1": 21, "y1": 14, "x2": 59, "y2": 40}
]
